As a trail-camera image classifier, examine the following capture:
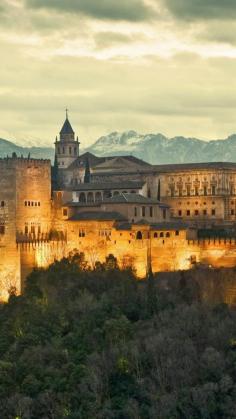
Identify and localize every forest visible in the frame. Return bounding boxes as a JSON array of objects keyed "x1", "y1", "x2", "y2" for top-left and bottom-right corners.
[{"x1": 1, "y1": 254, "x2": 236, "y2": 418}]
